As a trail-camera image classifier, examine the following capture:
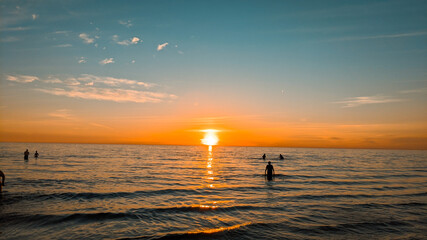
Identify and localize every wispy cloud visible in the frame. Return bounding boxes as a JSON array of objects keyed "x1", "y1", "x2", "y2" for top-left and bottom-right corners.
[
  {"x1": 49, "y1": 109, "x2": 75, "y2": 120},
  {"x1": 118, "y1": 20, "x2": 132, "y2": 28},
  {"x1": 78, "y1": 57, "x2": 87, "y2": 64},
  {"x1": 6, "y1": 74, "x2": 38, "y2": 83},
  {"x1": 26, "y1": 74, "x2": 174, "y2": 103},
  {"x1": 400, "y1": 88, "x2": 427, "y2": 94},
  {"x1": 157, "y1": 42, "x2": 168, "y2": 51},
  {"x1": 0, "y1": 26, "x2": 31, "y2": 32},
  {"x1": 63, "y1": 78, "x2": 81, "y2": 86},
  {"x1": 336, "y1": 95, "x2": 404, "y2": 107},
  {"x1": 99, "y1": 58, "x2": 114, "y2": 65},
  {"x1": 54, "y1": 30, "x2": 70, "y2": 35},
  {"x1": 328, "y1": 30, "x2": 427, "y2": 42},
  {"x1": 76, "y1": 74, "x2": 155, "y2": 88},
  {"x1": 0, "y1": 5, "x2": 32, "y2": 27},
  {"x1": 38, "y1": 87, "x2": 176, "y2": 103},
  {"x1": 79, "y1": 33, "x2": 95, "y2": 44},
  {"x1": 43, "y1": 77, "x2": 62, "y2": 84},
  {"x1": 54, "y1": 44, "x2": 72, "y2": 48},
  {"x1": 0, "y1": 36, "x2": 19, "y2": 42},
  {"x1": 112, "y1": 35, "x2": 141, "y2": 46}
]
